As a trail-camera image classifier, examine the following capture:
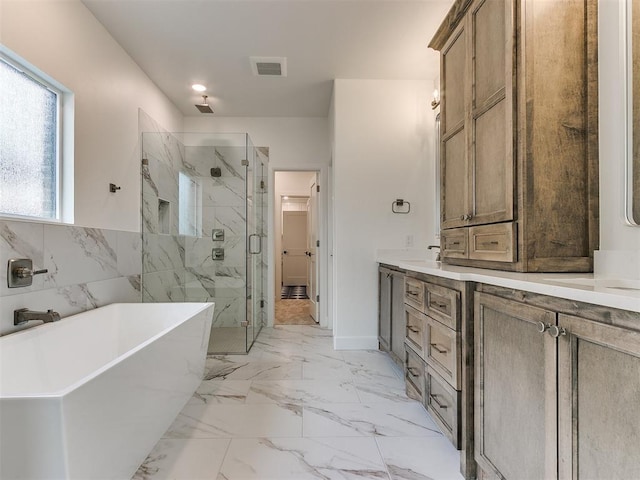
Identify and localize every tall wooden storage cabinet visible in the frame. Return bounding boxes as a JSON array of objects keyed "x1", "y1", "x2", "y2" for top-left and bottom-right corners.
[{"x1": 430, "y1": 0, "x2": 599, "y2": 272}]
